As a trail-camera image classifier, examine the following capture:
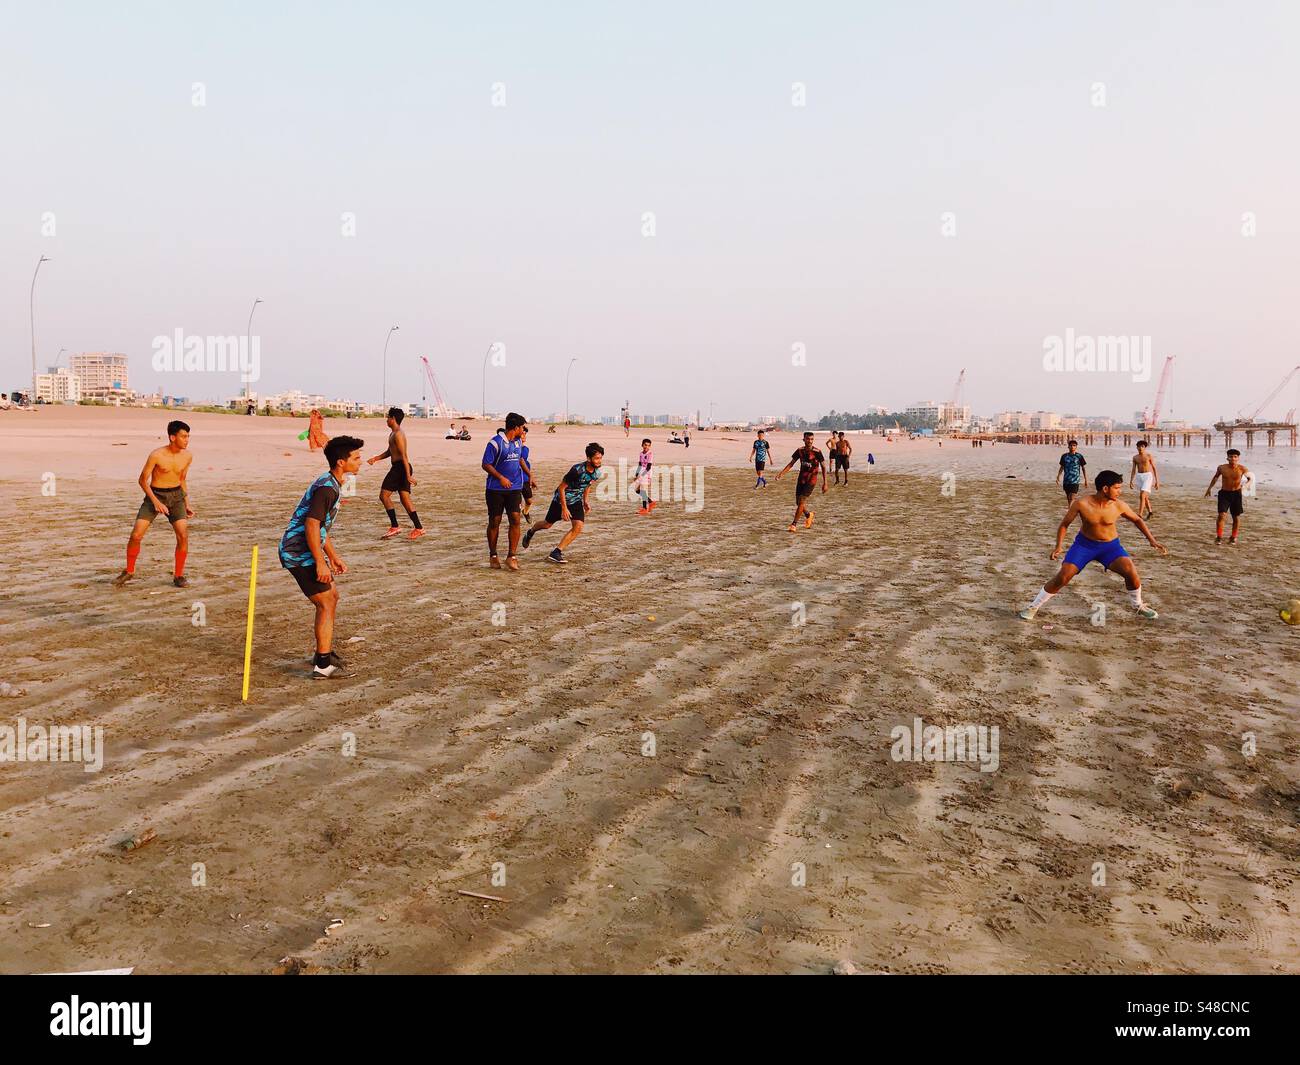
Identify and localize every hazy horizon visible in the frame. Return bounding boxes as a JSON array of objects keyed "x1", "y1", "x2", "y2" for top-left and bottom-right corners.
[{"x1": 4, "y1": 1, "x2": 1298, "y2": 424}]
